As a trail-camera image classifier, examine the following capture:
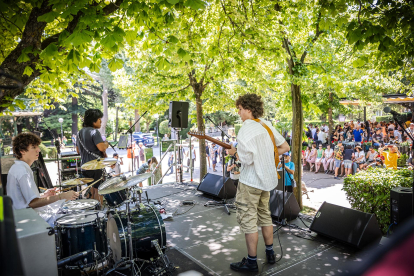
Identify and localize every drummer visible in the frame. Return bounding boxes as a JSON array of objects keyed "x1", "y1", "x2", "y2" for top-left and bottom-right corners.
[
  {"x1": 76, "y1": 109, "x2": 109, "y2": 204},
  {"x1": 7, "y1": 132, "x2": 78, "y2": 210}
]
